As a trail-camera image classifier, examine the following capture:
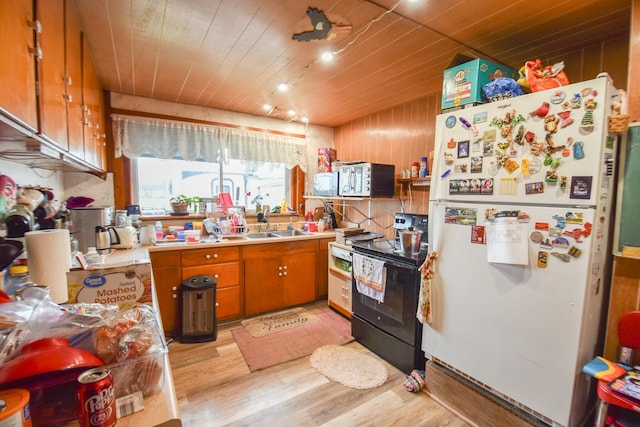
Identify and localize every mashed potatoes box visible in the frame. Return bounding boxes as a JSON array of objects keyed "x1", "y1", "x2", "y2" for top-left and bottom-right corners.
[{"x1": 67, "y1": 261, "x2": 153, "y2": 309}]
